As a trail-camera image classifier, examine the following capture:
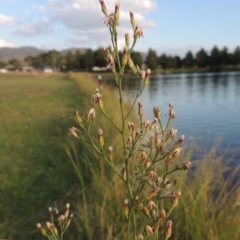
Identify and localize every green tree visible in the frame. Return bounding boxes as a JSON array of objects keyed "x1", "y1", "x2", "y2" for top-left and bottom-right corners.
[
  {"x1": 195, "y1": 48, "x2": 209, "y2": 68},
  {"x1": 82, "y1": 49, "x2": 95, "y2": 70},
  {"x1": 8, "y1": 58, "x2": 21, "y2": 67},
  {"x1": 94, "y1": 48, "x2": 106, "y2": 67},
  {"x1": 232, "y1": 46, "x2": 240, "y2": 66},
  {"x1": 210, "y1": 46, "x2": 221, "y2": 67},
  {"x1": 47, "y1": 50, "x2": 62, "y2": 71},
  {"x1": 65, "y1": 51, "x2": 75, "y2": 71},
  {"x1": 183, "y1": 51, "x2": 194, "y2": 68},
  {"x1": 220, "y1": 47, "x2": 229, "y2": 66},
  {"x1": 131, "y1": 51, "x2": 143, "y2": 68},
  {"x1": 158, "y1": 53, "x2": 168, "y2": 69},
  {"x1": 145, "y1": 48, "x2": 158, "y2": 69}
]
